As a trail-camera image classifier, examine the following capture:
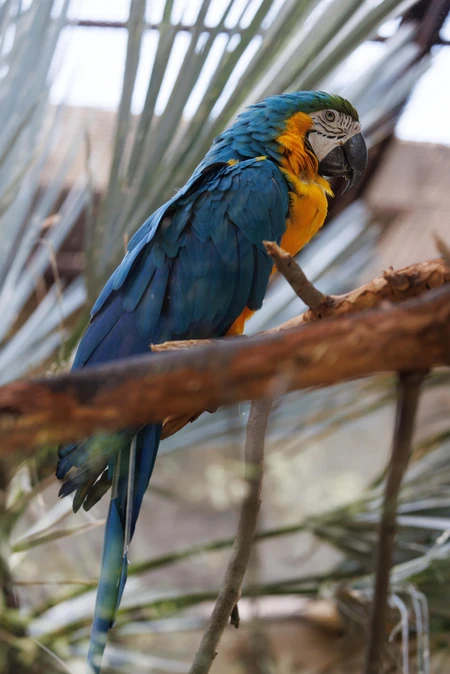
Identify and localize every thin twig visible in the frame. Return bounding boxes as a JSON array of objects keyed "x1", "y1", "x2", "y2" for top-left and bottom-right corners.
[
  {"x1": 230, "y1": 603, "x2": 240, "y2": 628},
  {"x1": 189, "y1": 399, "x2": 272, "y2": 674},
  {"x1": 13, "y1": 579, "x2": 97, "y2": 586},
  {"x1": 263, "y1": 241, "x2": 328, "y2": 308},
  {"x1": 38, "y1": 238, "x2": 67, "y2": 362},
  {"x1": 435, "y1": 234, "x2": 450, "y2": 265},
  {"x1": 363, "y1": 371, "x2": 426, "y2": 674}
]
